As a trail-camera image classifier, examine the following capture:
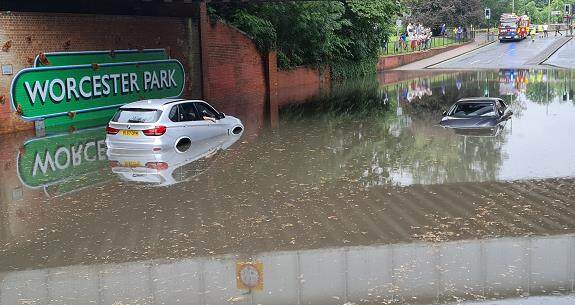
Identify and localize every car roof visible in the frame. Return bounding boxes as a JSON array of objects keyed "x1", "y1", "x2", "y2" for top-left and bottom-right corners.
[
  {"x1": 457, "y1": 97, "x2": 501, "y2": 103},
  {"x1": 120, "y1": 99, "x2": 209, "y2": 110}
]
